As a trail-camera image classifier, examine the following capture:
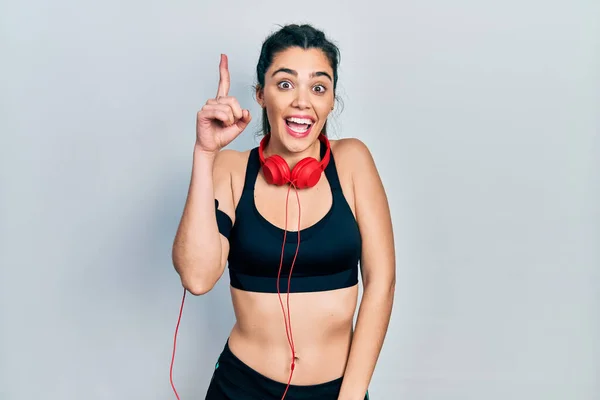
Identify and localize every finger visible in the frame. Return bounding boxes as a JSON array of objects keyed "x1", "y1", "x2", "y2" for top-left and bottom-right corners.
[
  {"x1": 200, "y1": 105, "x2": 235, "y2": 126},
  {"x1": 221, "y1": 109, "x2": 252, "y2": 143},
  {"x1": 206, "y1": 100, "x2": 240, "y2": 124},
  {"x1": 216, "y1": 96, "x2": 243, "y2": 121},
  {"x1": 235, "y1": 109, "x2": 252, "y2": 130},
  {"x1": 216, "y1": 54, "x2": 230, "y2": 98}
]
